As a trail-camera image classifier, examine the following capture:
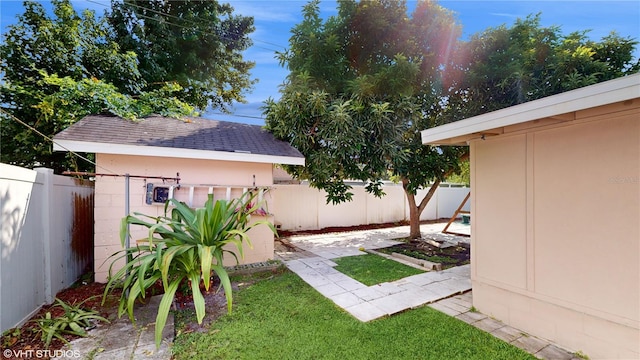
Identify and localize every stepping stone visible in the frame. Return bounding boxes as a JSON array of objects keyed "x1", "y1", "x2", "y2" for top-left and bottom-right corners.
[
  {"x1": 474, "y1": 317, "x2": 505, "y2": 333},
  {"x1": 404, "y1": 272, "x2": 450, "y2": 286},
  {"x1": 512, "y1": 335, "x2": 549, "y2": 354},
  {"x1": 535, "y1": 344, "x2": 576, "y2": 360},
  {"x1": 335, "y1": 278, "x2": 367, "y2": 292},
  {"x1": 455, "y1": 311, "x2": 486, "y2": 324},
  {"x1": 429, "y1": 302, "x2": 463, "y2": 316},
  {"x1": 351, "y1": 286, "x2": 386, "y2": 301},
  {"x1": 315, "y1": 283, "x2": 348, "y2": 297},
  {"x1": 490, "y1": 325, "x2": 524, "y2": 343},
  {"x1": 284, "y1": 259, "x2": 309, "y2": 272},
  {"x1": 295, "y1": 269, "x2": 332, "y2": 287},
  {"x1": 372, "y1": 282, "x2": 404, "y2": 296},
  {"x1": 345, "y1": 302, "x2": 387, "y2": 322},
  {"x1": 368, "y1": 292, "x2": 415, "y2": 315},
  {"x1": 446, "y1": 294, "x2": 473, "y2": 308},
  {"x1": 405, "y1": 288, "x2": 441, "y2": 308},
  {"x1": 436, "y1": 297, "x2": 471, "y2": 313},
  {"x1": 330, "y1": 292, "x2": 364, "y2": 308}
]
